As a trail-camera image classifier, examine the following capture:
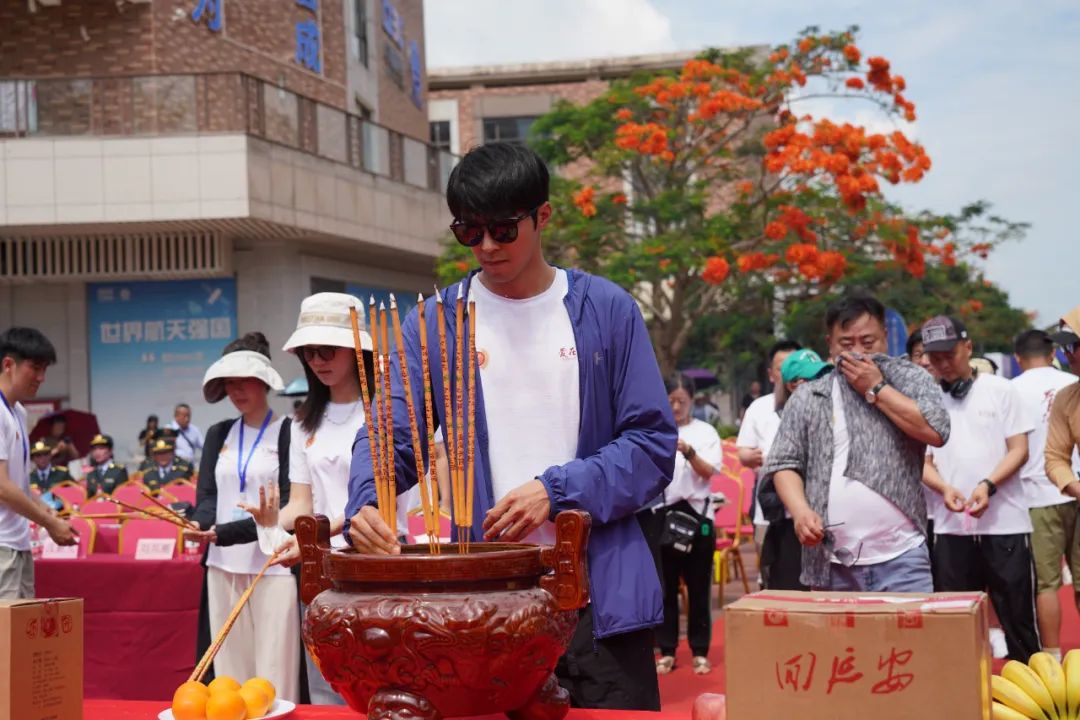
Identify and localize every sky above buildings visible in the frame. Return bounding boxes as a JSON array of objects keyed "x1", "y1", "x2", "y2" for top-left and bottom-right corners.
[{"x1": 424, "y1": 0, "x2": 1079, "y2": 325}]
